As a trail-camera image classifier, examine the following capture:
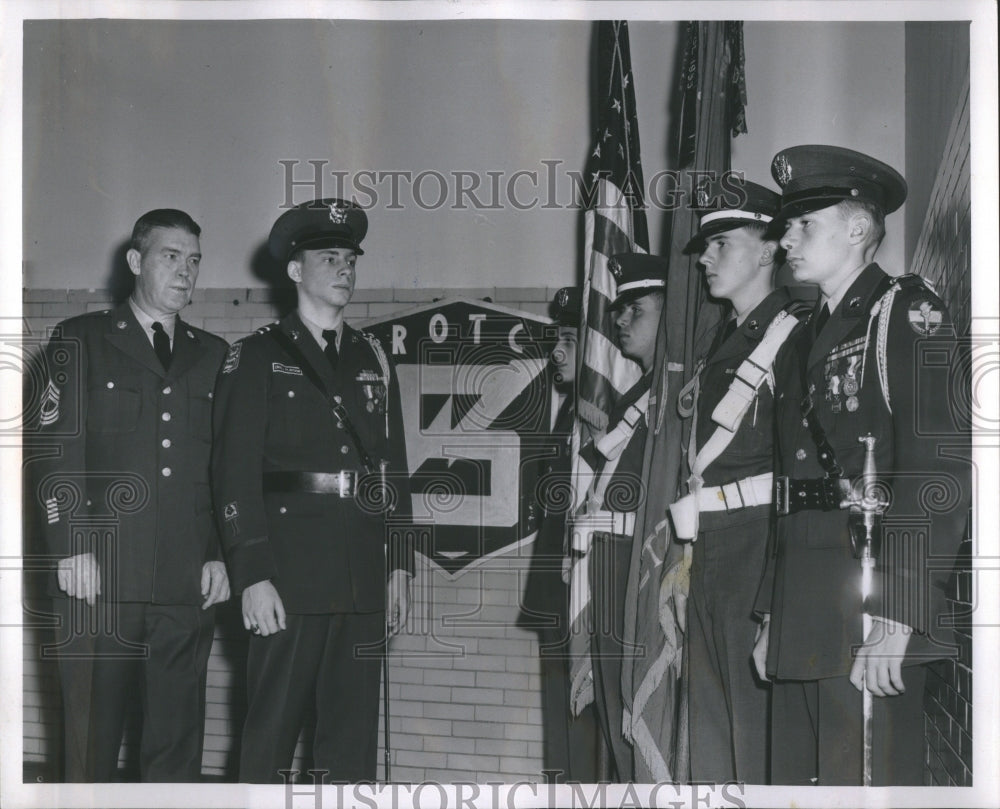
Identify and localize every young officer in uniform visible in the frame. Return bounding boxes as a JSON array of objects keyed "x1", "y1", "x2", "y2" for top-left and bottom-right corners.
[
  {"x1": 672, "y1": 178, "x2": 807, "y2": 783},
  {"x1": 752, "y1": 146, "x2": 971, "y2": 785},
  {"x1": 520, "y1": 288, "x2": 599, "y2": 782},
  {"x1": 574, "y1": 254, "x2": 666, "y2": 781},
  {"x1": 212, "y1": 198, "x2": 413, "y2": 783},
  {"x1": 33, "y1": 208, "x2": 230, "y2": 781}
]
